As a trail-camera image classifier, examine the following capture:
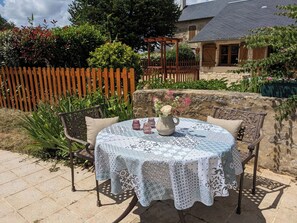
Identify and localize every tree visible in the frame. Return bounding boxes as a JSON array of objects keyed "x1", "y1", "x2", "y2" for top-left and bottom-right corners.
[
  {"x1": 68, "y1": 0, "x2": 181, "y2": 51},
  {"x1": 52, "y1": 24, "x2": 106, "y2": 67},
  {"x1": 240, "y1": 4, "x2": 297, "y2": 78},
  {"x1": 0, "y1": 15, "x2": 14, "y2": 30}
]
